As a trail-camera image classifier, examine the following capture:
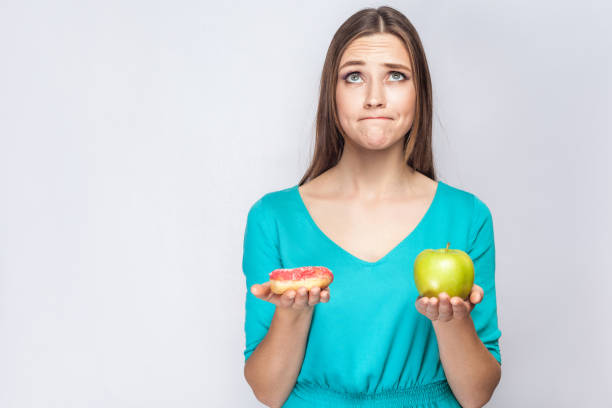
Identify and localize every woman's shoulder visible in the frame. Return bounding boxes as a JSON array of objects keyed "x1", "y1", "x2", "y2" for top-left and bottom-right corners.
[
  {"x1": 246, "y1": 184, "x2": 299, "y2": 220},
  {"x1": 438, "y1": 179, "x2": 492, "y2": 218}
]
